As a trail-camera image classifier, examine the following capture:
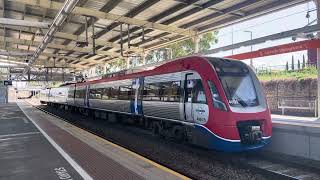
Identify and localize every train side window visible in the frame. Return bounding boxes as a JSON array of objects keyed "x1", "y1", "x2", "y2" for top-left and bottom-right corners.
[
  {"x1": 110, "y1": 87, "x2": 119, "y2": 100},
  {"x1": 68, "y1": 90, "x2": 74, "y2": 98},
  {"x1": 101, "y1": 87, "x2": 111, "y2": 100},
  {"x1": 75, "y1": 90, "x2": 80, "y2": 98},
  {"x1": 119, "y1": 85, "x2": 132, "y2": 100},
  {"x1": 76, "y1": 89, "x2": 84, "y2": 99},
  {"x1": 144, "y1": 81, "x2": 181, "y2": 102},
  {"x1": 89, "y1": 88, "x2": 102, "y2": 99},
  {"x1": 143, "y1": 83, "x2": 160, "y2": 101},
  {"x1": 161, "y1": 81, "x2": 181, "y2": 102},
  {"x1": 208, "y1": 81, "x2": 227, "y2": 111}
]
